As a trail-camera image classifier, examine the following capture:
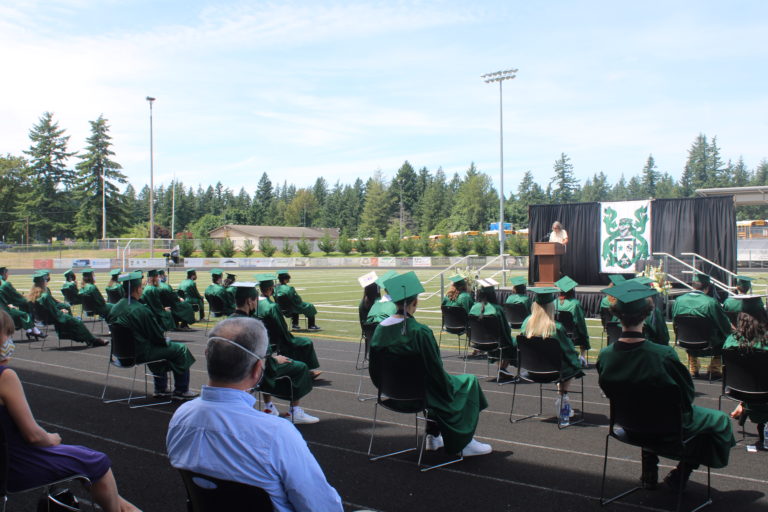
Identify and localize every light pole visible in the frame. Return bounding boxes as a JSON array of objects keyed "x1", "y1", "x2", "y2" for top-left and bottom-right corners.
[
  {"x1": 146, "y1": 96, "x2": 156, "y2": 257},
  {"x1": 482, "y1": 68, "x2": 517, "y2": 272},
  {"x1": 101, "y1": 159, "x2": 106, "y2": 241},
  {"x1": 171, "y1": 169, "x2": 176, "y2": 238}
]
